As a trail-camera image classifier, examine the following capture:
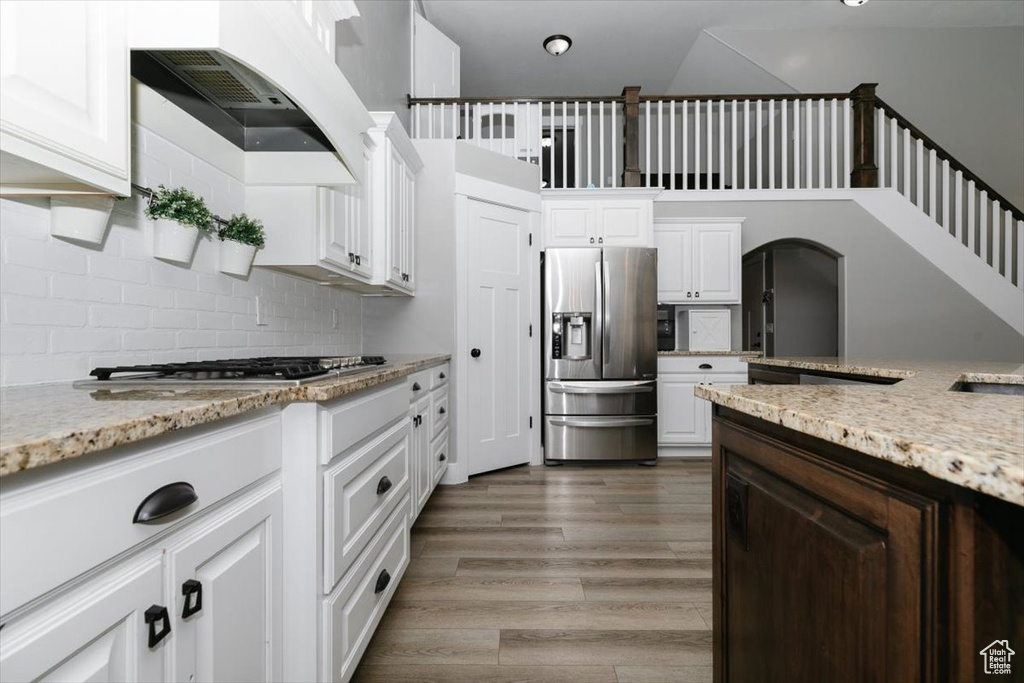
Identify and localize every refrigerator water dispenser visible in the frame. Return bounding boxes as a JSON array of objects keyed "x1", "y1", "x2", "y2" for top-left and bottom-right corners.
[{"x1": 551, "y1": 312, "x2": 592, "y2": 360}]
